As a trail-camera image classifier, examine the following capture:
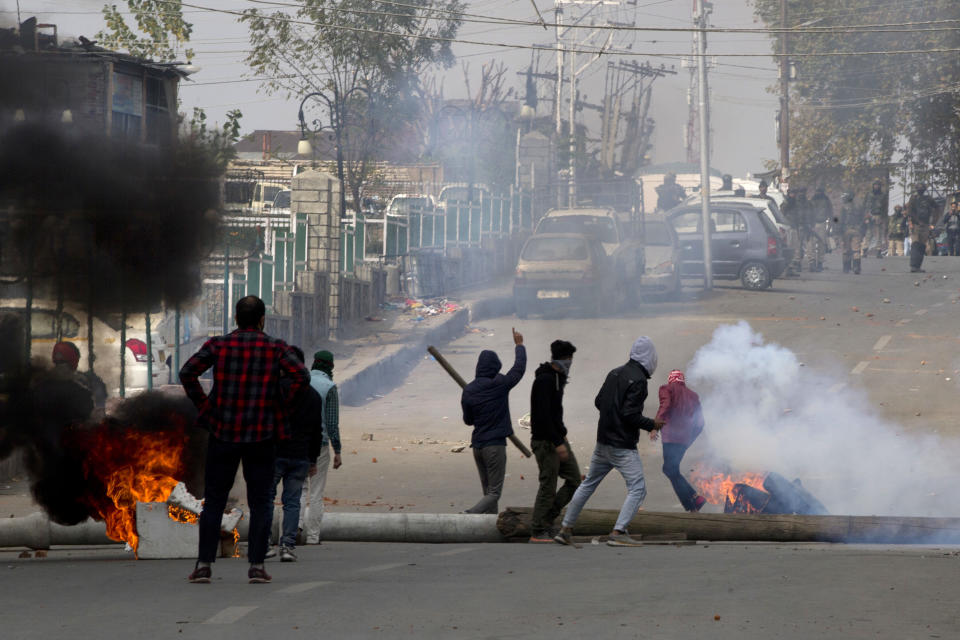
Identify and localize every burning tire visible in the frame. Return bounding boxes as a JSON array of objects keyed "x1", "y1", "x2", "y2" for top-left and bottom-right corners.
[{"x1": 740, "y1": 261, "x2": 771, "y2": 290}]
